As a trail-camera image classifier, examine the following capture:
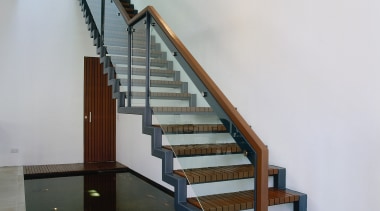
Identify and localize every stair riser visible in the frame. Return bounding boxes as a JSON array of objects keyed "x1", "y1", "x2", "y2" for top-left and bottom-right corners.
[
  {"x1": 174, "y1": 154, "x2": 250, "y2": 170},
  {"x1": 110, "y1": 57, "x2": 170, "y2": 68},
  {"x1": 119, "y1": 79, "x2": 185, "y2": 92},
  {"x1": 120, "y1": 86, "x2": 182, "y2": 95},
  {"x1": 115, "y1": 68, "x2": 177, "y2": 79},
  {"x1": 187, "y1": 178, "x2": 276, "y2": 198},
  {"x1": 103, "y1": 29, "x2": 147, "y2": 41},
  {"x1": 104, "y1": 31, "x2": 129, "y2": 41},
  {"x1": 163, "y1": 133, "x2": 235, "y2": 146},
  {"x1": 120, "y1": 86, "x2": 185, "y2": 94},
  {"x1": 104, "y1": 40, "x2": 160, "y2": 49},
  {"x1": 104, "y1": 20, "x2": 127, "y2": 28},
  {"x1": 119, "y1": 81, "x2": 183, "y2": 88},
  {"x1": 117, "y1": 75, "x2": 175, "y2": 83},
  {"x1": 104, "y1": 29, "x2": 151, "y2": 41},
  {"x1": 107, "y1": 49, "x2": 163, "y2": 59},
  {"x1": 124, "y1": 99, "x2": 194, "y2": 107},
  {"x1": 153, "y1": 114, "x2": 221, "y2": 125}
]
